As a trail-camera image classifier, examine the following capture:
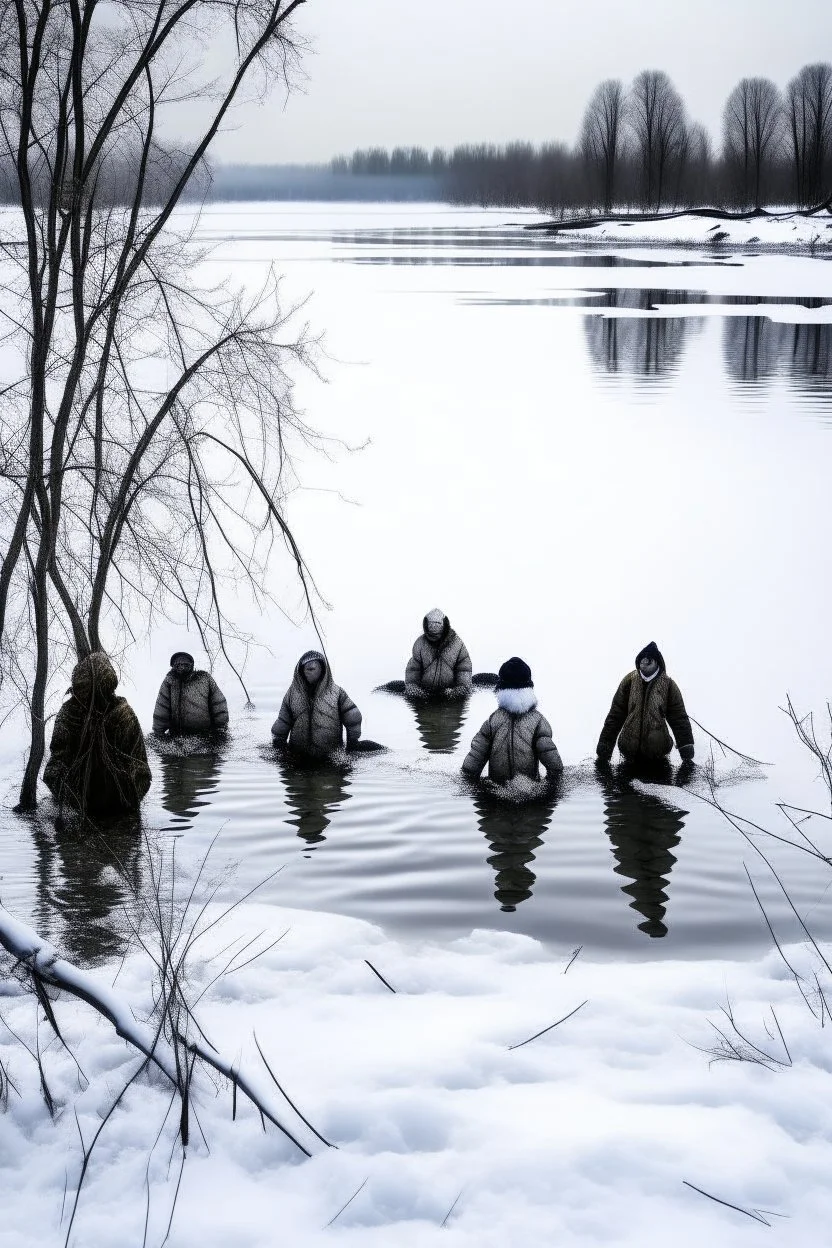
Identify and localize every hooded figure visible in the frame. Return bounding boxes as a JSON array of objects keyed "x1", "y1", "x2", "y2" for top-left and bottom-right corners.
[
  {"x1": 596, "y1": 642, "x2": 694, "y2": 765},
  {"x1": 462, "y1": 657, "x2": 563, "y2": 784},
  {"x1": 405, "y1": 609, "x2": 473, "y2": 699},
  {"x1": 152, "y1": 652, "x2": 229, "y2": 737},
  {"x1": 43, "y1": 653, "x2": 152, "y2": 816},
  {"x1": 271, "y1": 650, "x2": 362, "y2": 758}
]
